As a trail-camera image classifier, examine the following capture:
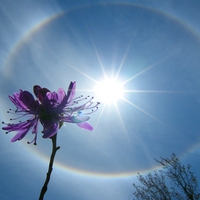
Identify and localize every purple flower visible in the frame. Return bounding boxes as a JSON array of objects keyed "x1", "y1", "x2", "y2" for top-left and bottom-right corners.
[{"x1": 2, "y1": 82, "x2": 100, "y2": 144}]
